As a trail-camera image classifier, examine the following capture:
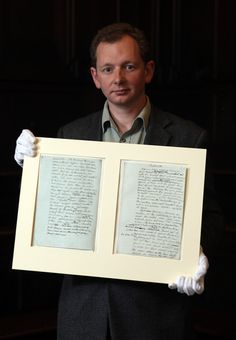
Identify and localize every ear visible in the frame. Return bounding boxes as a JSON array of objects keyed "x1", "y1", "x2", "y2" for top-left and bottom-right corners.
[
  {"x1": 90, "y1": 67, "x2": 101, "y2": 89},
  {"x1": 144, "y1": 60, "x2": 155, "y2": 84}
]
